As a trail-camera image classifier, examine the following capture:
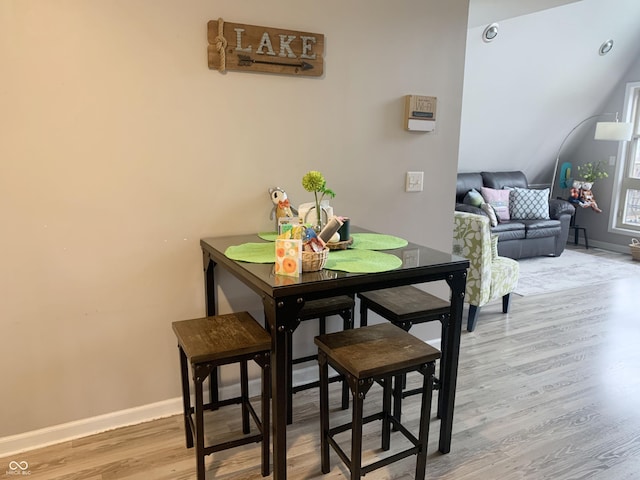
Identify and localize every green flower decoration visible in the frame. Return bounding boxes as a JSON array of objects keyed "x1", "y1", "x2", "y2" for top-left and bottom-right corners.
[
  {"x1": 577, "y1": 161, "x2": 608, "y2": 183},
  {"x1": 301, "y1": 171, "x2": 335, "y2": 229},
  {"x1": 302, "y1": 171, "x2": 332, "y2": 195}
]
